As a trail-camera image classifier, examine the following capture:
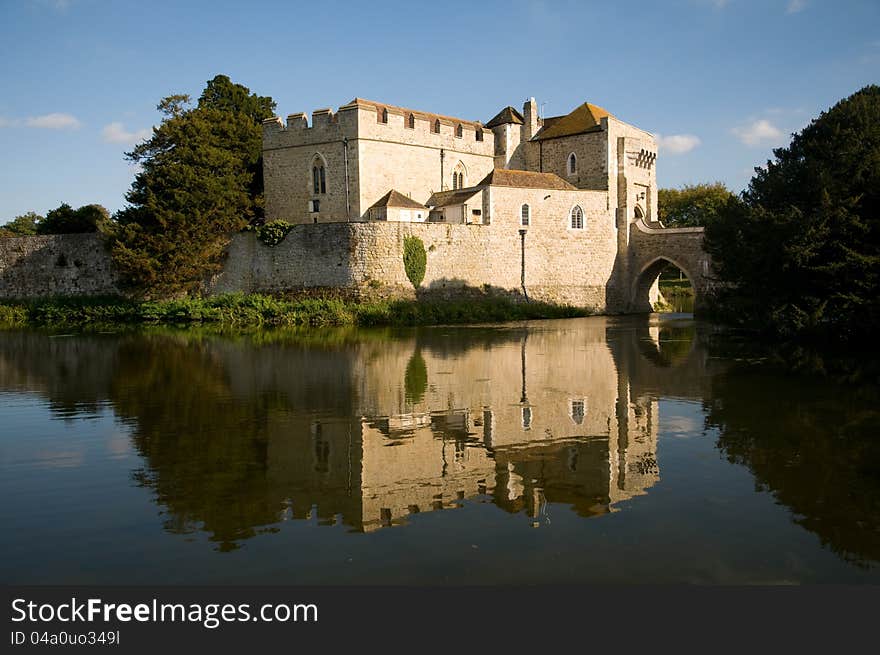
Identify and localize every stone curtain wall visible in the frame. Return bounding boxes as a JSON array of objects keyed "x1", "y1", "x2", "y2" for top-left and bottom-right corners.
[
  {"x1": 0, "y1": 223, "x2": 710, "y2": 315},
  {"x1": 0, "y1": 233, "x2": 119, "y2": 299},
  {"x1": 209, "y1": 205, "x2": 623, "y2": 311}
]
